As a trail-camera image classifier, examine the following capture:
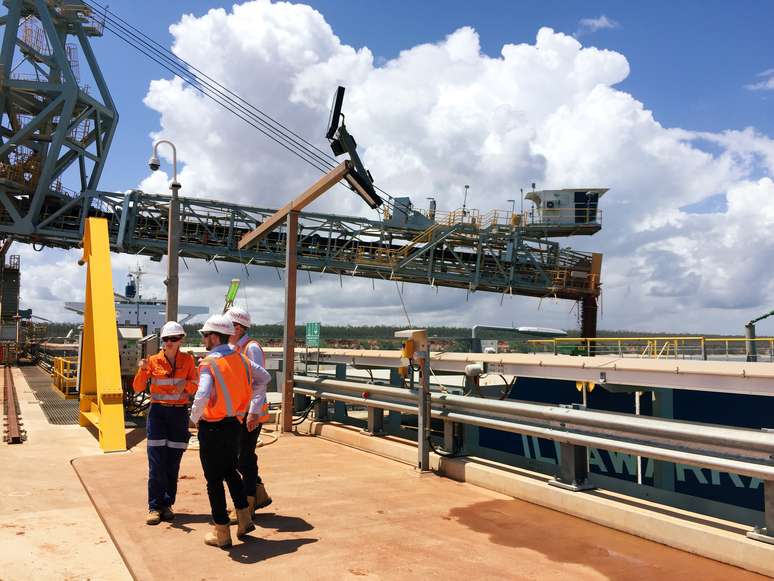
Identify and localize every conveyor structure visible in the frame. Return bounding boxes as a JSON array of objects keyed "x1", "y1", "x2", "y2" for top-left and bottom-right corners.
[{"x1": 0, "y1": 0, "x2": 603, "y2": 319}]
